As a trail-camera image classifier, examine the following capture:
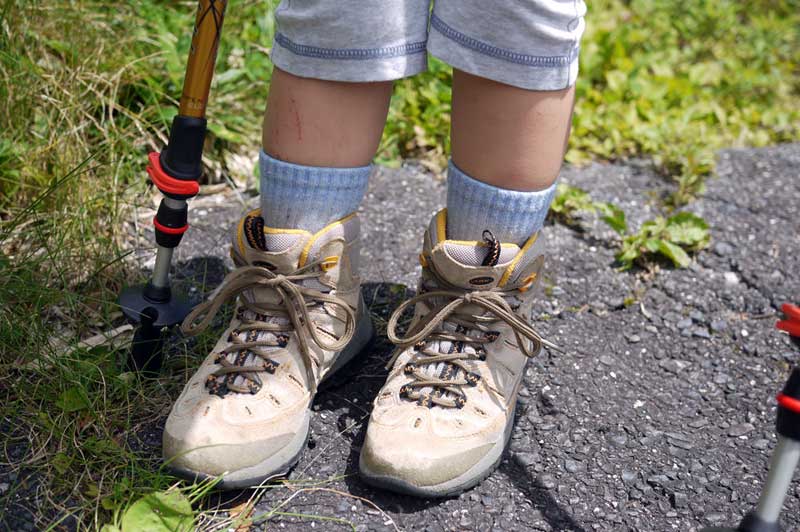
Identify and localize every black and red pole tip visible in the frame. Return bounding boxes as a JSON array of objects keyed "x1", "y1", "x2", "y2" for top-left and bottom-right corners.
[
  {"x1": 775, "y1": 303, "x2": 800, "y2": 442},
  {"x1": 776, "y1": 303, "x2": 800, "y2": 338}
]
